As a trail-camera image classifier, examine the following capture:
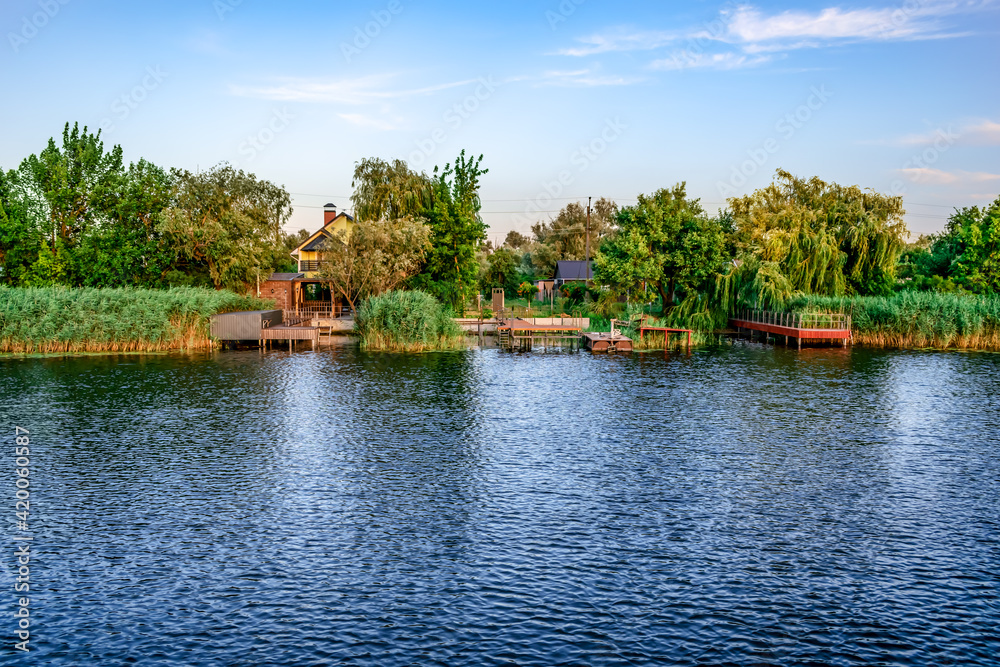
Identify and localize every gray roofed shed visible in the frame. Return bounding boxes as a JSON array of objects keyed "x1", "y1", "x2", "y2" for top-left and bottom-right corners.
[{"x1": 553, "y1": 260, "x2": 594, "y2": 282}]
